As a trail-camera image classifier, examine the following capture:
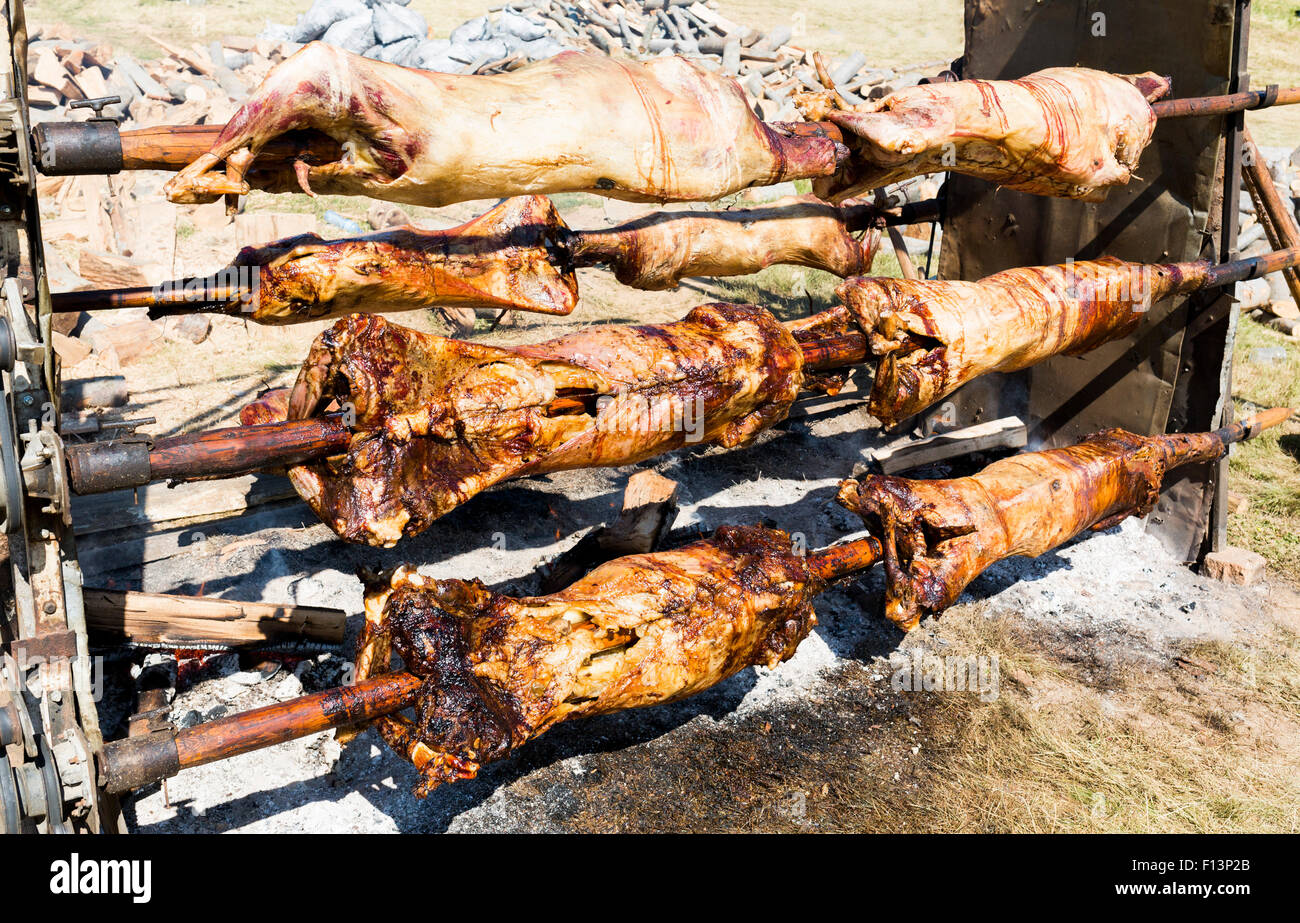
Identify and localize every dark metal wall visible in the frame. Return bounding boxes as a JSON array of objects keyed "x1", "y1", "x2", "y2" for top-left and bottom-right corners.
[{"x1": 938, "y1": 0, "x2": 1244, "y2": 559}]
